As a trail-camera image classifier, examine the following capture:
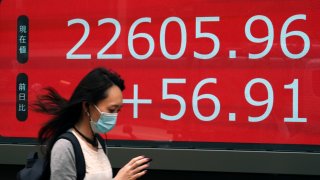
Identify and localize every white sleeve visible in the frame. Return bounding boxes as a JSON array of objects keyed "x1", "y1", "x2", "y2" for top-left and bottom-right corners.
[{"x1": 50, "y1": 139, "x2": 77, "y2": 180}]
